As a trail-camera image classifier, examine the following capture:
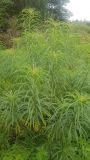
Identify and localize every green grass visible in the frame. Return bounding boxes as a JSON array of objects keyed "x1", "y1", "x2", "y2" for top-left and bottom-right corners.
[{"x1": 0, "y1": 20, "x2": 90, "y2": 160}]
